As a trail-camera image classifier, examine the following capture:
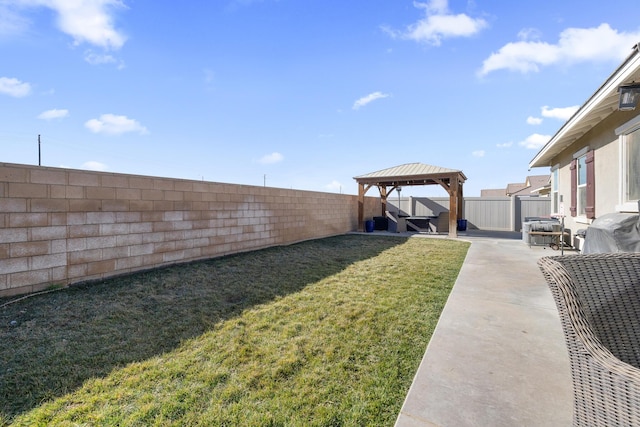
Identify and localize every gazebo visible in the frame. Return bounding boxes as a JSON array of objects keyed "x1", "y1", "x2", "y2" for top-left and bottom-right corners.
[{"x1": 354, "y1": 162, "x2": 467, "y2": 238}]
